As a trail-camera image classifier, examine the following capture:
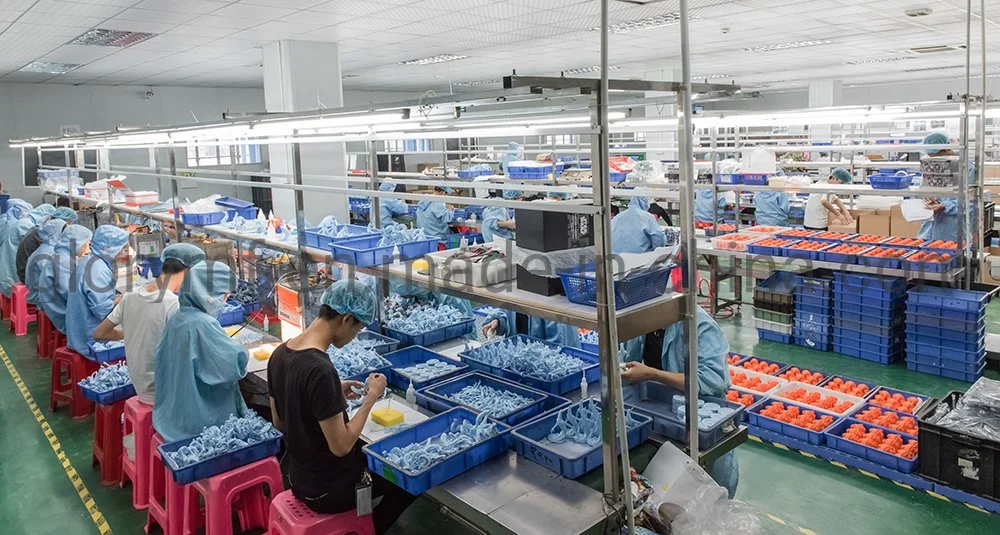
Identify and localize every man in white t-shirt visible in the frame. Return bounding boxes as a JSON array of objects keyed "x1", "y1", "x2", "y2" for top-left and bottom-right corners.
[
  {"x1": 93, "y1": 243, "x2": 206, "y2": 404},
  {"x1": 803, "y1": 167, "x2": 854, "y2": 230}
]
